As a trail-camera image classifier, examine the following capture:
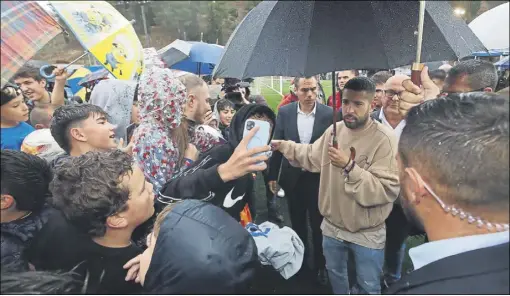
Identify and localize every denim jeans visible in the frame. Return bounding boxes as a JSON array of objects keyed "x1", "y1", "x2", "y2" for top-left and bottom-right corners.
[
  {"x1": 383, "y1": 203, "x2": 412, "y2": 284},
  {"x1": 323, "y1": 235, "x2": 384, "y2": 294}
]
